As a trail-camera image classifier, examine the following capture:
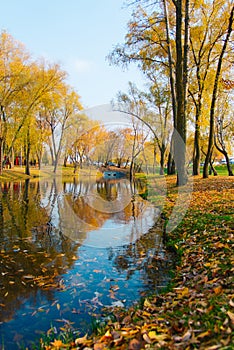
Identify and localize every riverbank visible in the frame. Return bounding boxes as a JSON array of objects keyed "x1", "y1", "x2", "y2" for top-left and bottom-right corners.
[
  {"x1": 35, "y1": 175, "x2": 234, "y2": 350},
  {"x1": 0, "y1": 165, "x2": 102, "y2": 182}
]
